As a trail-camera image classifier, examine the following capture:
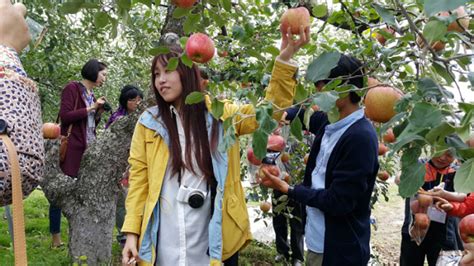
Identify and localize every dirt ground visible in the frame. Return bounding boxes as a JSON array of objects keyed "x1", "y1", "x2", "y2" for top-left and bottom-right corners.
[{"x1": 371, "y1": 181, "x2": 405, "y2": 265}]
